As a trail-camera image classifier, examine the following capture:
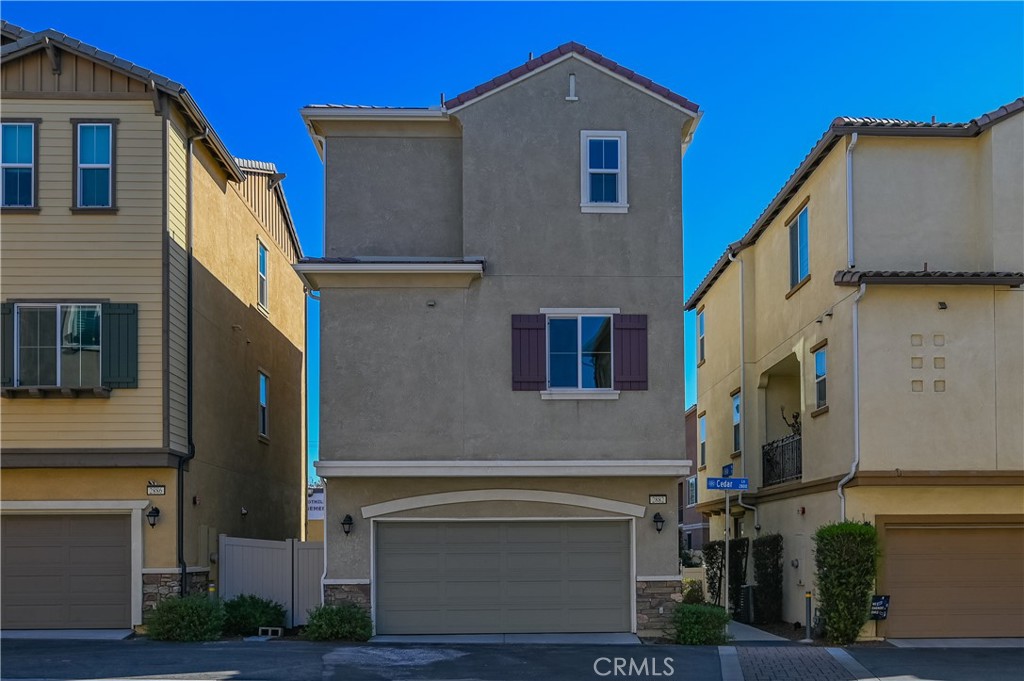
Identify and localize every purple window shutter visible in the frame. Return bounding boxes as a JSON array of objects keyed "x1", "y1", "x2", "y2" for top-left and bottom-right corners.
[
  {"x1": 614, "y1": 314, "x2": 648, "y2": 391},
  {"x1": 511, "y1": 314, "x2": 547, "y2": 390}
]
